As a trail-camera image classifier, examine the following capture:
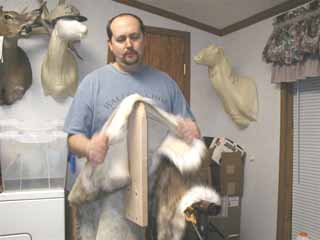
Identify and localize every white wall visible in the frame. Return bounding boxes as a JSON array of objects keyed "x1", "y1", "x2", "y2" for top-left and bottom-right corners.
[
  {"x1": 221, "y1": 20, "x2": 280, "y2": 240},
  {"x1": 0, "y1": 0, "x2": 222, "y2": 126},
  {"x1": 0, "y1": 1, "x2": 280, "y2": 240}
]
